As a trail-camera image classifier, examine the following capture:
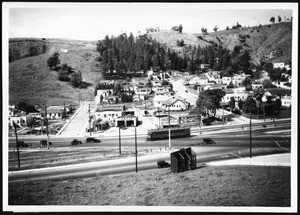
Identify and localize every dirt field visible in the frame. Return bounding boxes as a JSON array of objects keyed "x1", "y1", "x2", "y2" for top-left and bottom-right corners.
[{"x1": 8, "y1": 165, "x2": 290, "y2": 207}]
